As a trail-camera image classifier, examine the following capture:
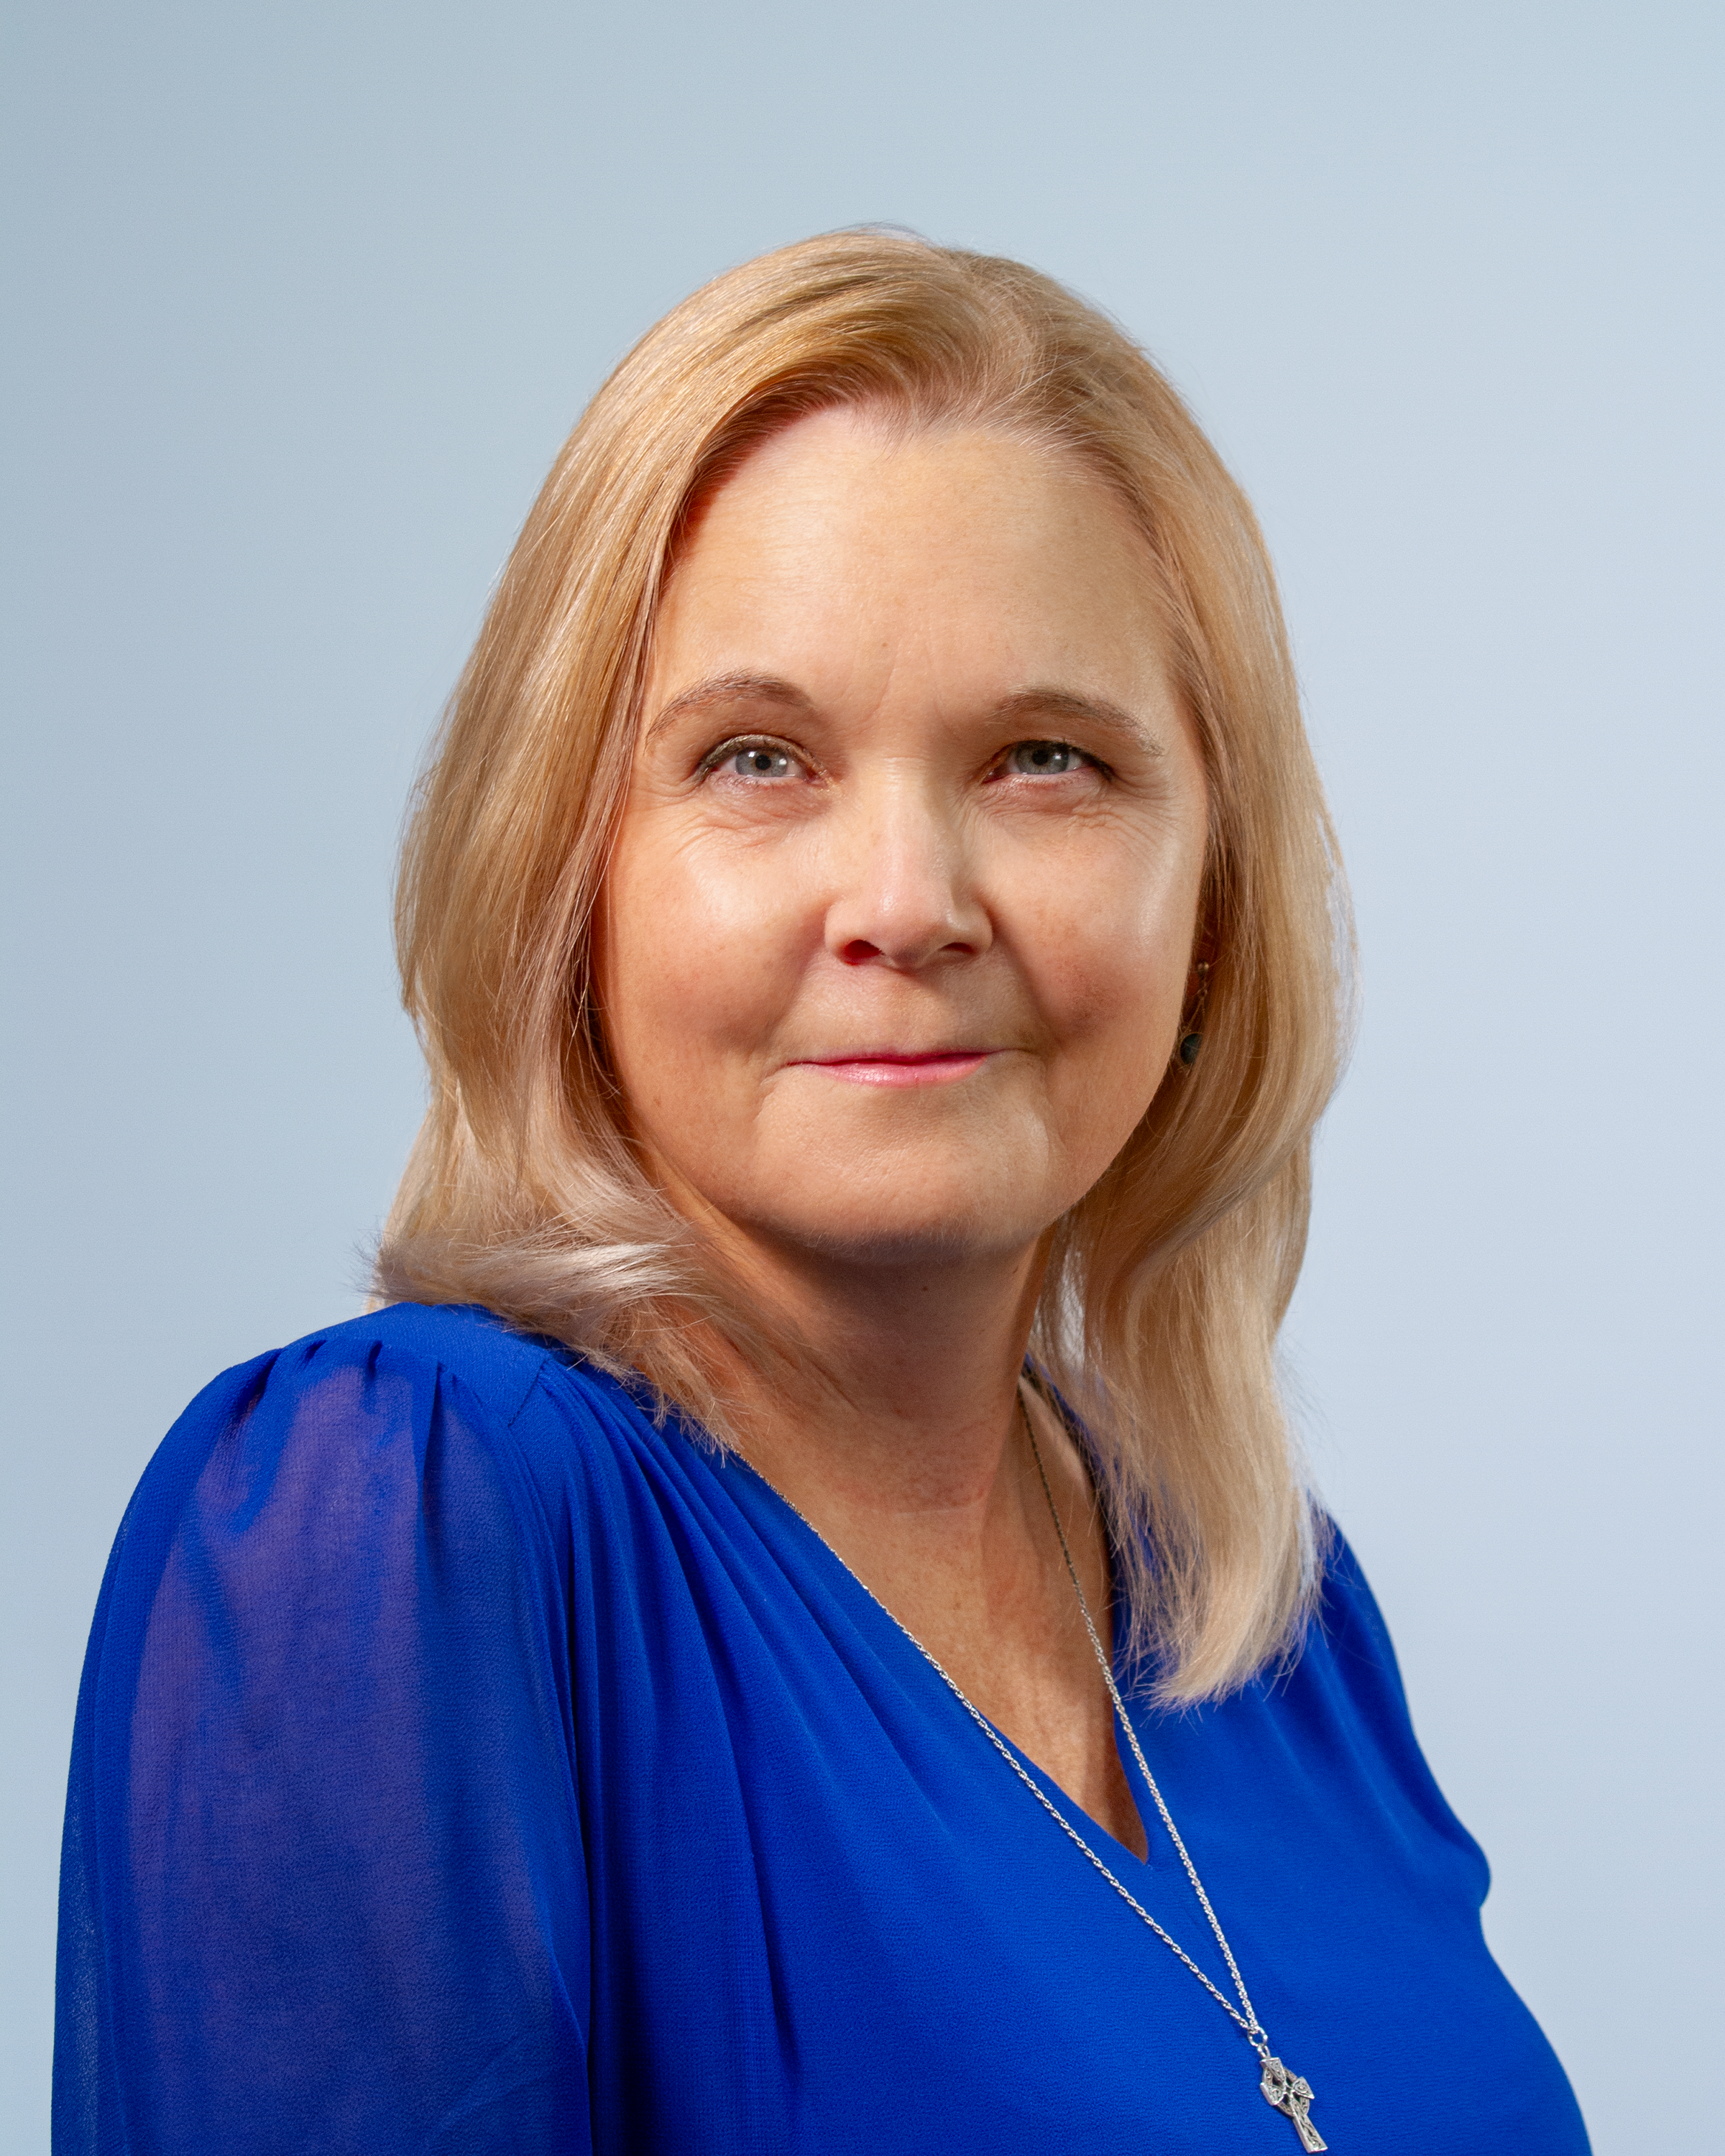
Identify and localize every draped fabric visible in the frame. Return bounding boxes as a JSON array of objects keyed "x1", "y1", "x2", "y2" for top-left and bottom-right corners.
[{"x1": 56, "y1": 1302, "x2": 1589, "y2": 2153}]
